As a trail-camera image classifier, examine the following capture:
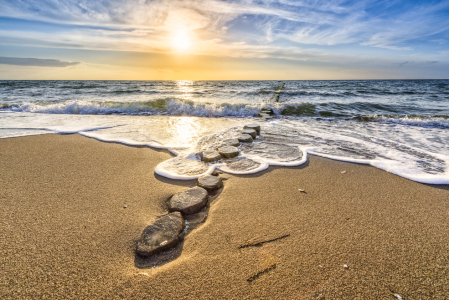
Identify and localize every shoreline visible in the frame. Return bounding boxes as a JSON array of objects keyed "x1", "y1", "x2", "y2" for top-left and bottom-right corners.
[{"x1": 1, "y1": 134, "x2": 448, "y2": 299}]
